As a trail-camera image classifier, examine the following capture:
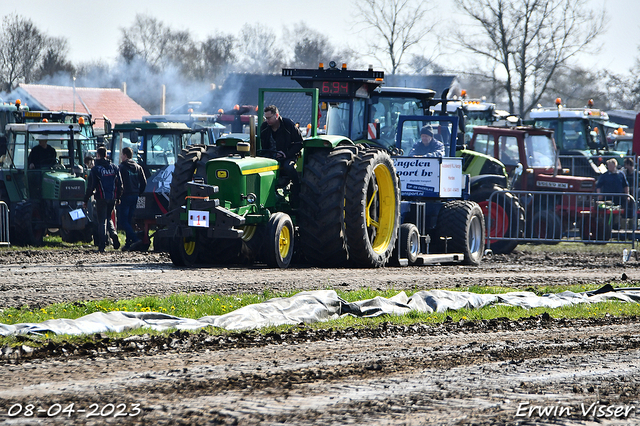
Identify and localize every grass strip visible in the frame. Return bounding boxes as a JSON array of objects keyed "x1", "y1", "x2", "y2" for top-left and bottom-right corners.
[{"x1": 1, "y1": 283, "x2": 640, "y2": 347}]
